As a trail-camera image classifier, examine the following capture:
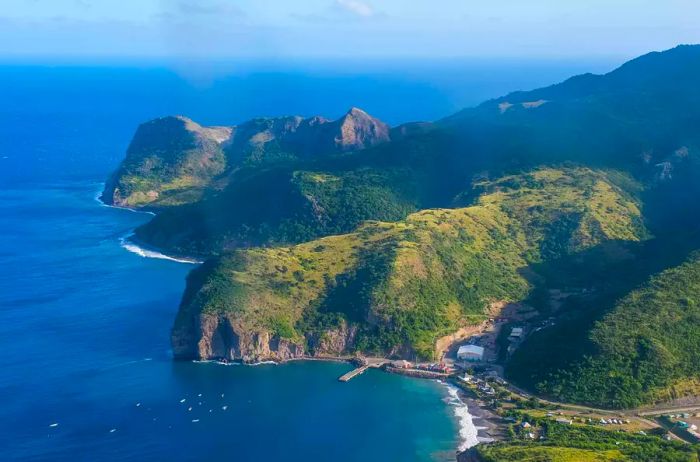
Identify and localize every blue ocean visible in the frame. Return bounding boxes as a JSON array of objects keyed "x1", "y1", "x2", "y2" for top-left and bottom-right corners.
[{"x1": 0, "y1": 58, "x2": 617, "y2": 461}]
